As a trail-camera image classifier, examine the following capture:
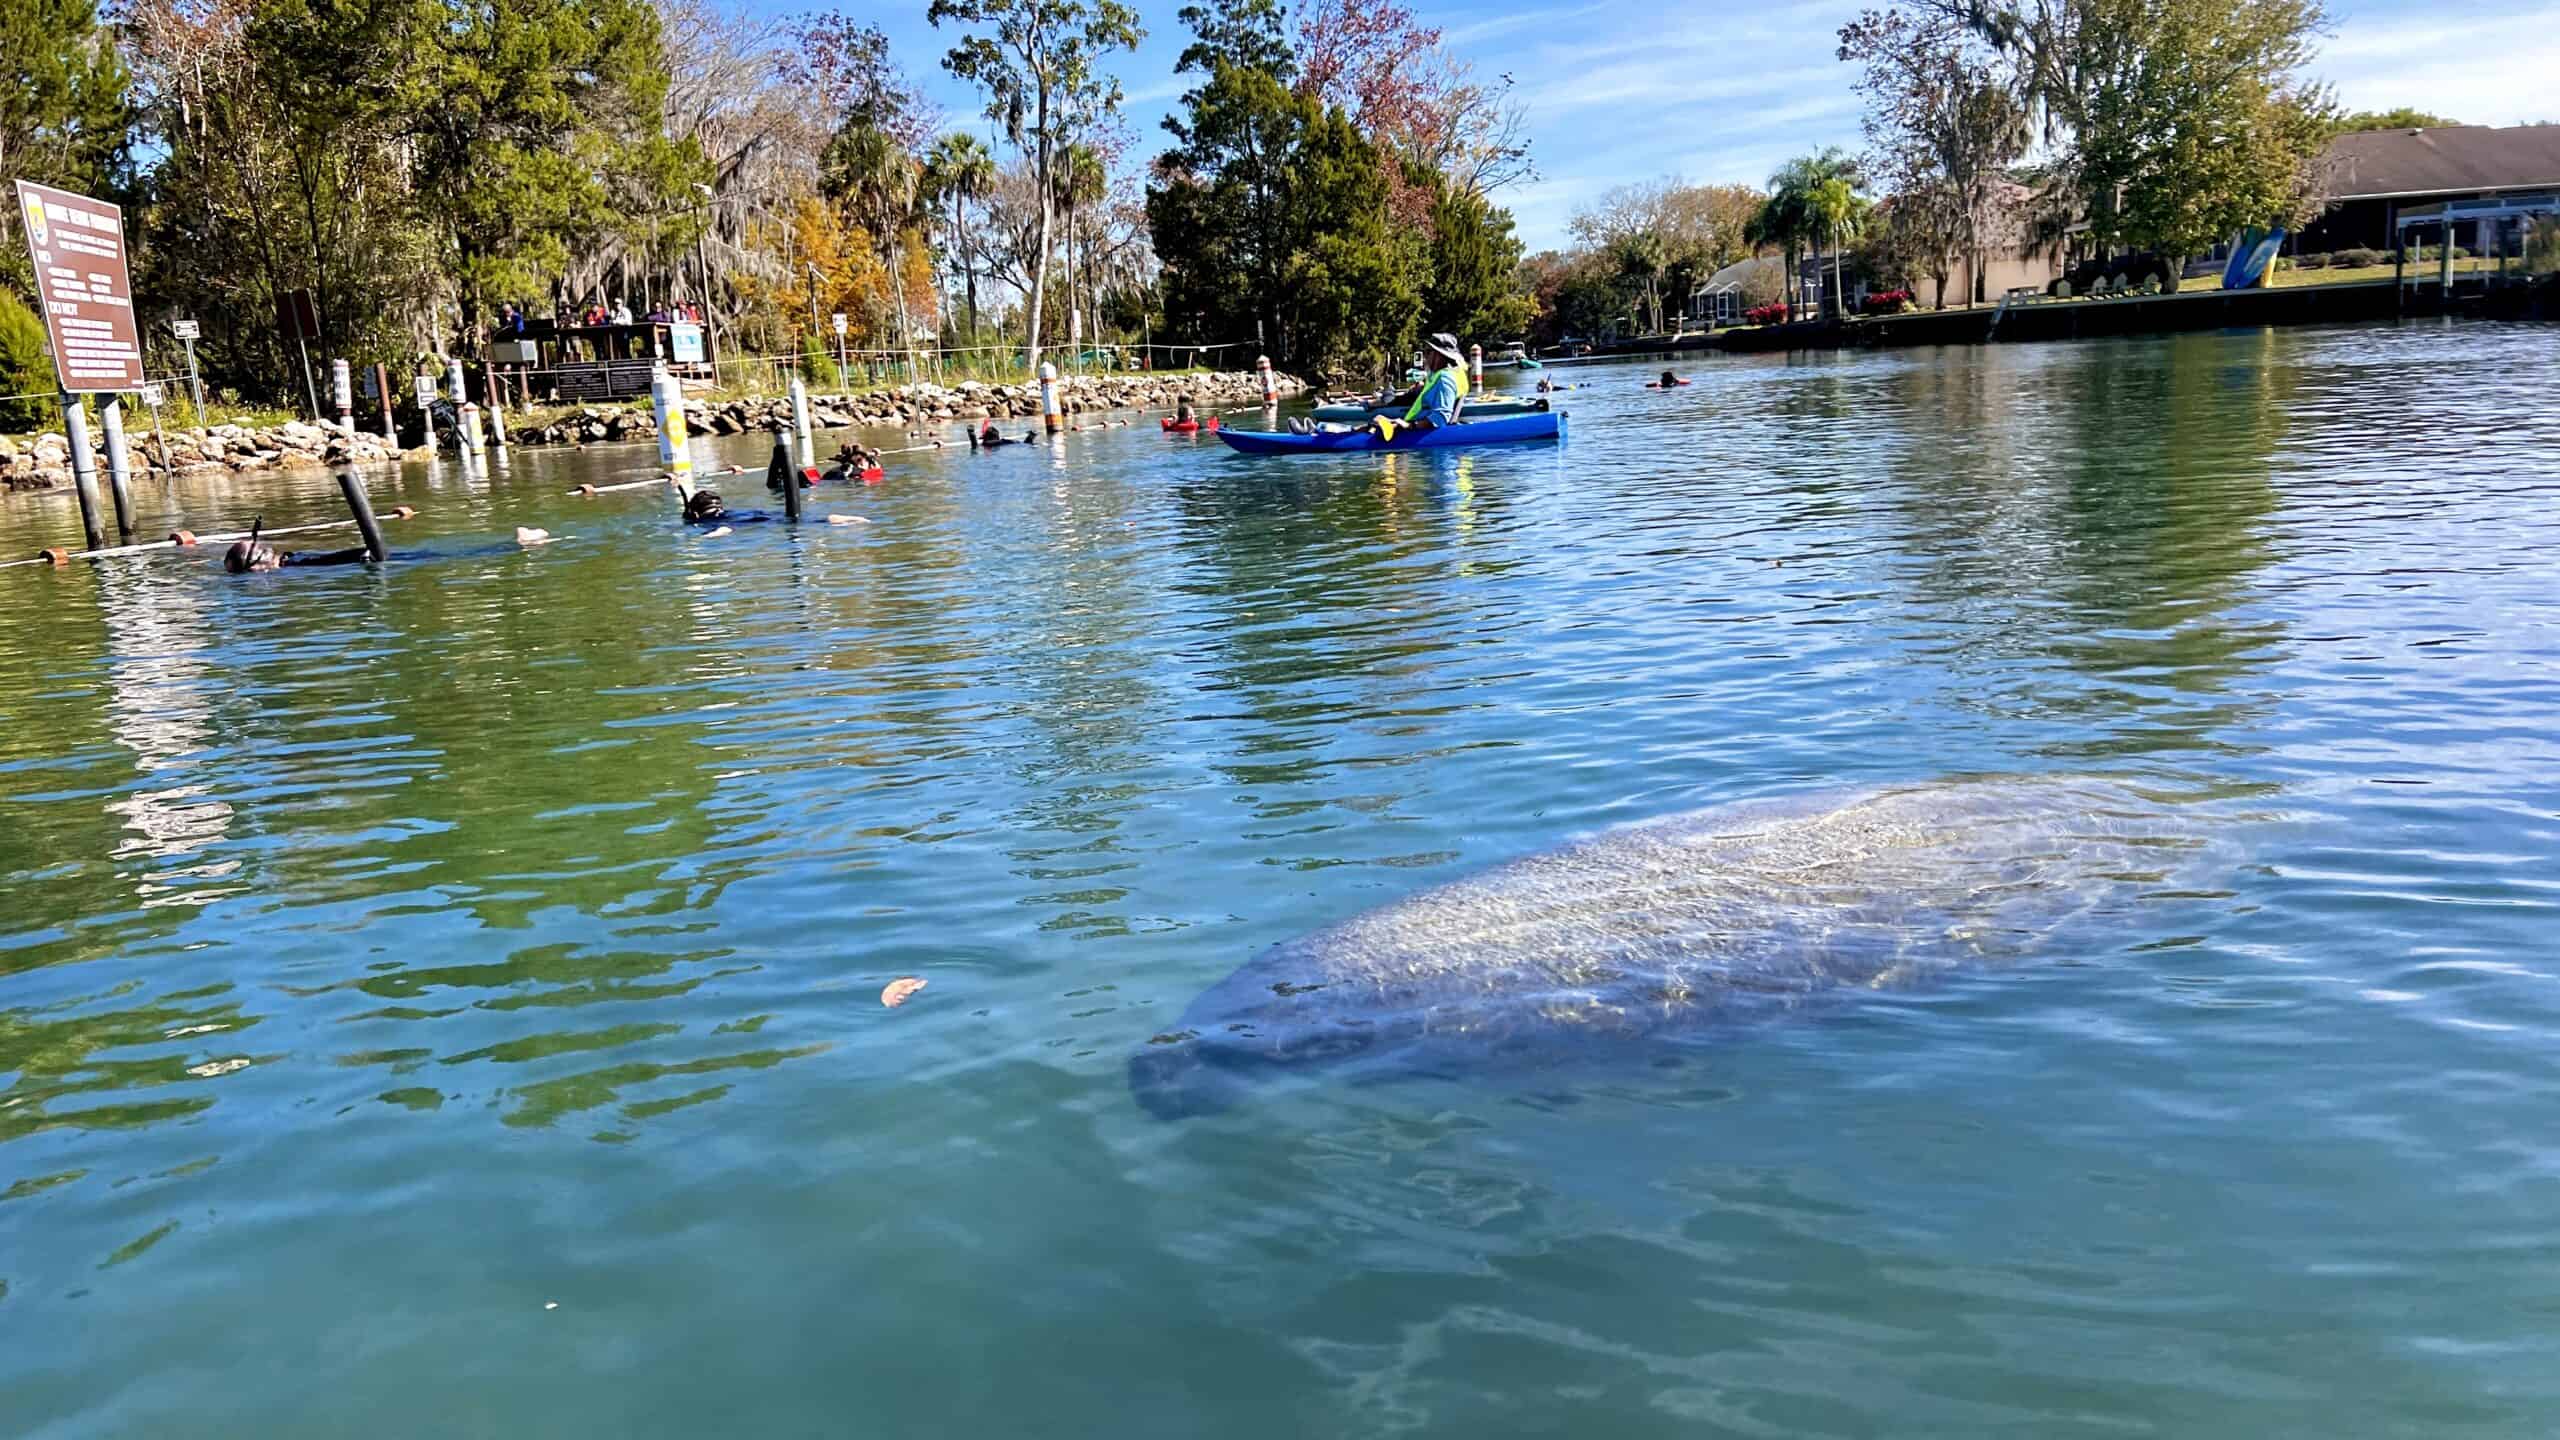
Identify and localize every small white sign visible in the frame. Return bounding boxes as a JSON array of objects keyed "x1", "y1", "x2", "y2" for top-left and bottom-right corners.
[
  {"x1": 831, "y1": 313, "x2": 848, "y2": 336},
  {"x1": 170, "y1": 319, "x2": 200, "y2": 340},
  {"x1": 141, "y1": 383, "x2": 165, "y2": 405}
]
